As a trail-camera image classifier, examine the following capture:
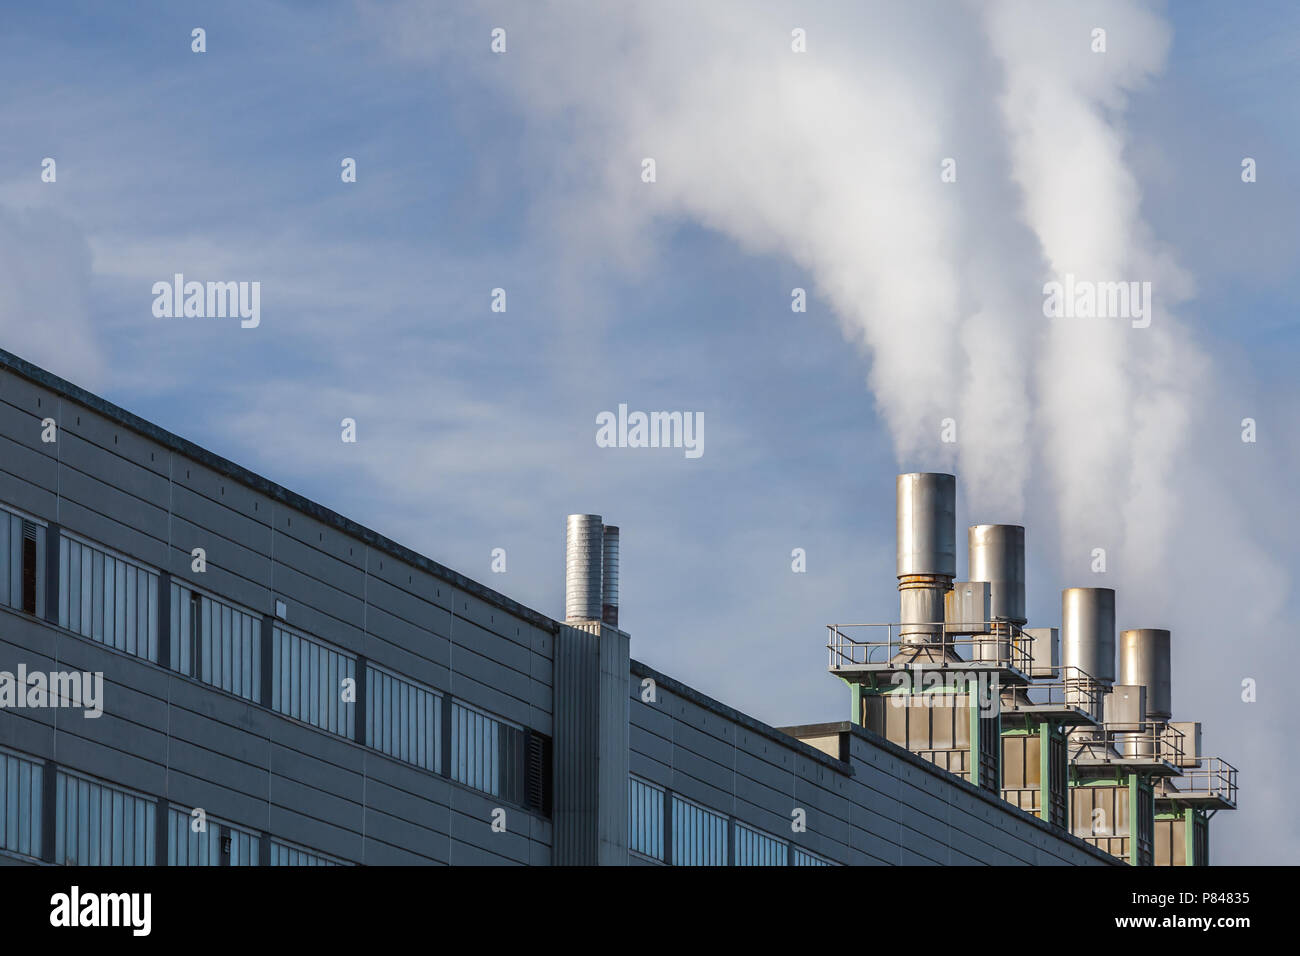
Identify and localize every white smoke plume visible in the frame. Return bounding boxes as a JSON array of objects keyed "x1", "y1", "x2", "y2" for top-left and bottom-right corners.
[
  {"x1": 374, "y1": 0, "x2": 1296, "y2": 859},
  {"x1": 377, "y1": 0, "x2": 1216, "y2": 571}
]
